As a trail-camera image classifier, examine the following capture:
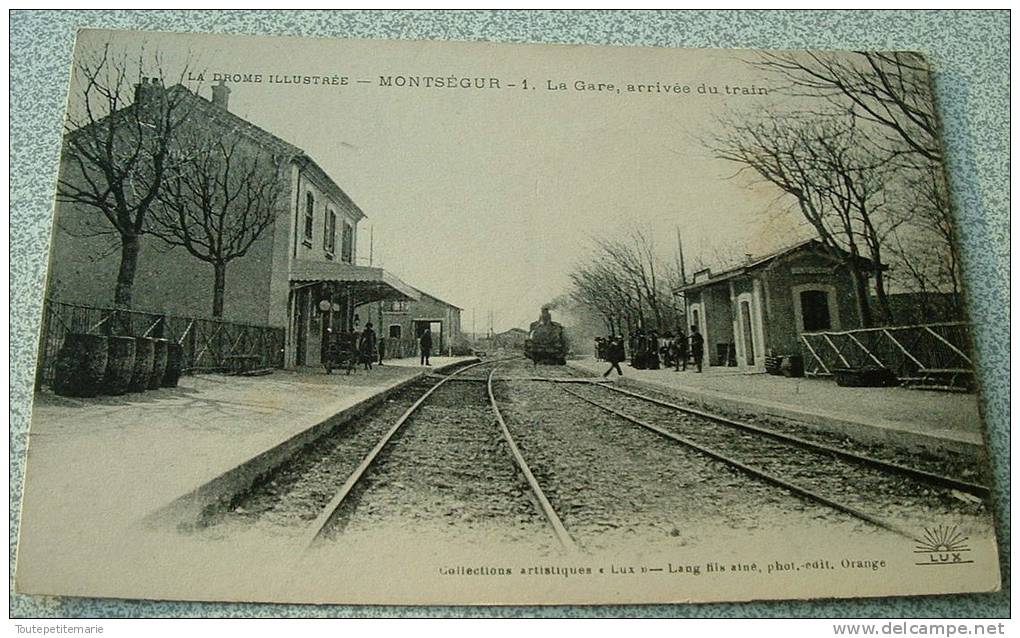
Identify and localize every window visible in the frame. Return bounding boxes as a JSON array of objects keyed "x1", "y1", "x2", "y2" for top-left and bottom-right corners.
[
  {"x1": 800, "y1": 290, "x2": 832, "y2": 331},
  {"x1": 304, "y1": 192, "x2": 314, "y2": 242},
  {"x1": 324, "y1": 209, "x2": 336, "y2": 255},
  {"x1": 389, "y1": 325, "x2": 402, "y2": 340},
  {"x1": 388, "y1": 300, "x2": 409, "y2": 312},
  {"x1": 341, "y1": 221, "x2": 354, "y2": 263}
]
